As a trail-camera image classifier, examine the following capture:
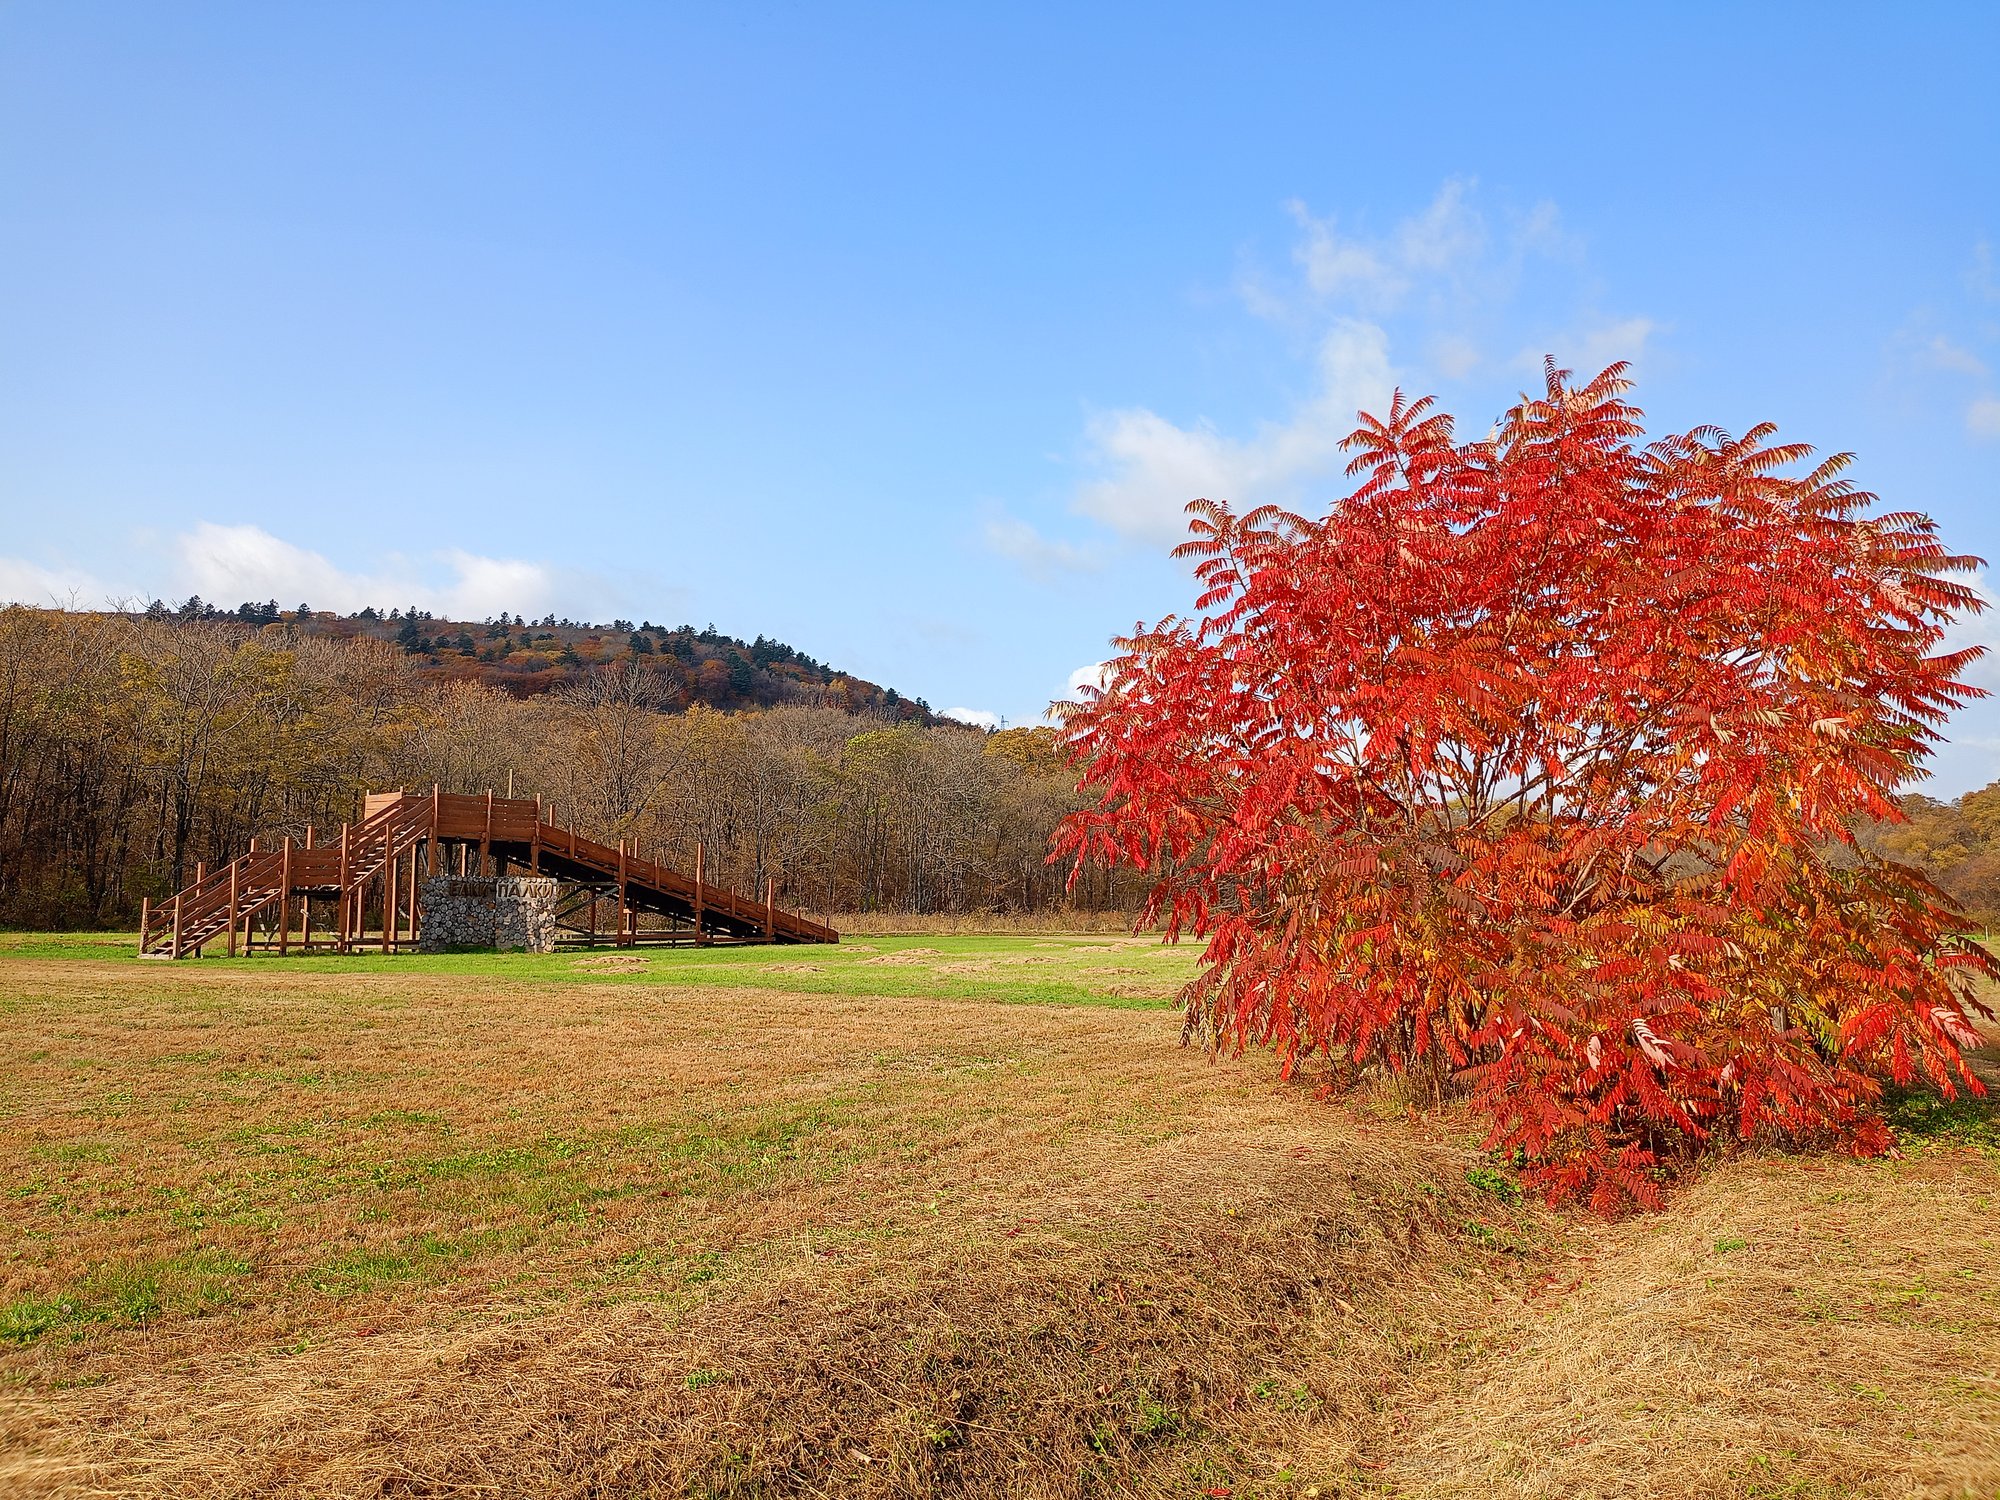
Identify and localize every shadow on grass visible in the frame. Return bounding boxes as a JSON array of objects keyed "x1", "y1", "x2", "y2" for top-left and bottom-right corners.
[{"x1": 1884, "y1": 1082, "x2": 2000, "y2": 1151}]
